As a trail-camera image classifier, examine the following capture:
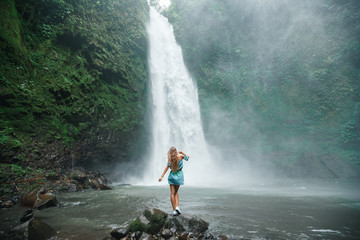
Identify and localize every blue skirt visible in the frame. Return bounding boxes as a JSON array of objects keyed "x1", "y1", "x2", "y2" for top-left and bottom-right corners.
[{"x1": 168, "y1": 169, "x2": 184, "y2": 185}]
